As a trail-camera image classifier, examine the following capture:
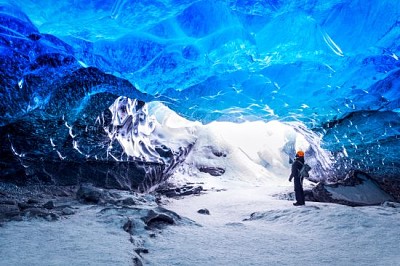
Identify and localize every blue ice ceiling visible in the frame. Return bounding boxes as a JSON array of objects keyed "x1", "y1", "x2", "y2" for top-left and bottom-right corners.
[
  {"x1": 4, "y1": 0, "x2": 399, "y2": 123},
  {"x1": 1, "y1": 0, "x2": 400, "y2": 187}
]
